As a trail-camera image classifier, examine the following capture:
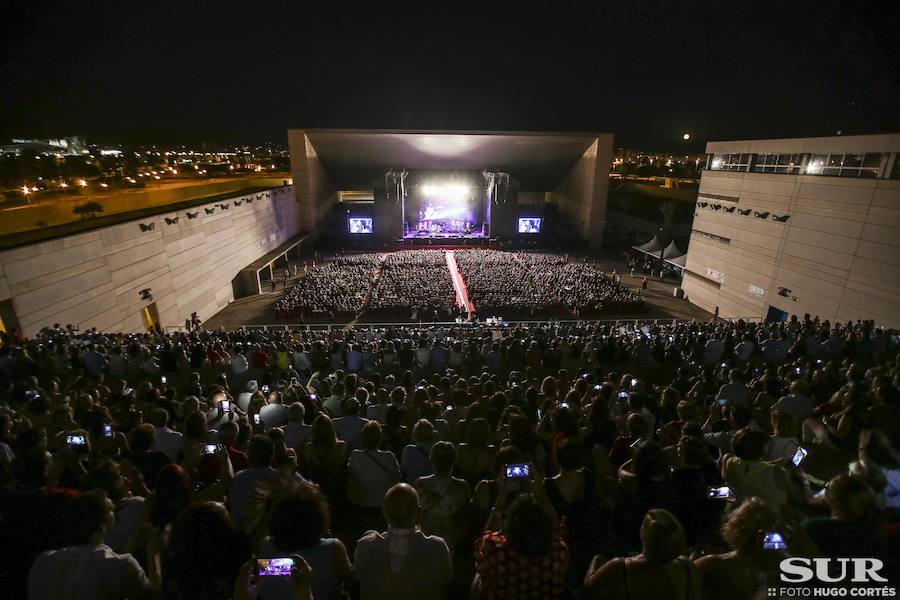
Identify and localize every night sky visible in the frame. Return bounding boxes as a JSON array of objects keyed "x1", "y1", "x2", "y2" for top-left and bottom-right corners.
[{"x1": 1, "y1": 0, "x2": 897, "y2": 151}]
